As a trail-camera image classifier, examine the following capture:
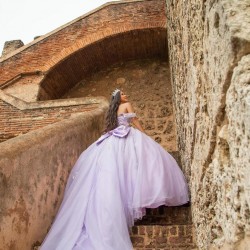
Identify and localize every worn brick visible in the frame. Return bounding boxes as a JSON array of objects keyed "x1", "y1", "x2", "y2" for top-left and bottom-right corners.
[
  {"x1": 131, "y1": 236, "x2": 145, "y2": 247},
  {"x1": 139, "y1": 225, "x2": 146, "y2": 235},
  {"x1": 169, "y1": 226, "x2": 177, "y2": 236}
]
